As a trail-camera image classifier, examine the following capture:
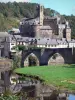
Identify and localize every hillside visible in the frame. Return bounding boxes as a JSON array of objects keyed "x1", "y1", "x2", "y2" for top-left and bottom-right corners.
[{"x1": 0, "y1": 2, "x2": 75, "y2": 38}]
